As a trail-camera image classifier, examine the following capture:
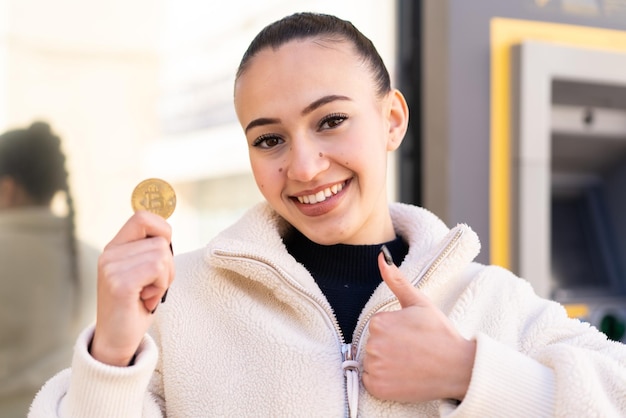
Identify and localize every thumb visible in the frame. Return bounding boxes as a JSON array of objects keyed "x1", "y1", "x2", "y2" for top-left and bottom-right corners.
[{"x1": 379, "y1": 245, "x2": 426, "y2": 308}]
